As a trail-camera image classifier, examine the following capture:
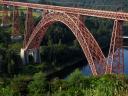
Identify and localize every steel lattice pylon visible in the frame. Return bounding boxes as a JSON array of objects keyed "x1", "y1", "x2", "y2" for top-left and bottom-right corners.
[
  {"x1": 1, "y1": 5, "x2": 9, "y2": 26},
  {"x1": 12, "y1": 6, "x2": 20, "y2": 37},
  {"x1": 107, "y1": 20, "x2": 124, "y2": 75},
  {"x1": 24, "y1": 8, "x2": 34, "y2": 47}
]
